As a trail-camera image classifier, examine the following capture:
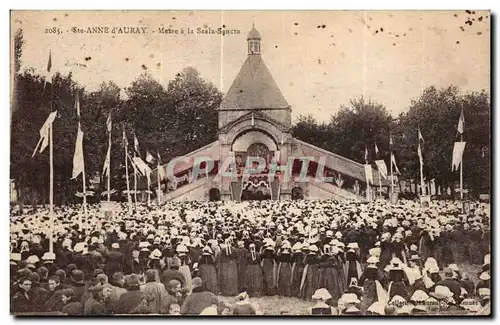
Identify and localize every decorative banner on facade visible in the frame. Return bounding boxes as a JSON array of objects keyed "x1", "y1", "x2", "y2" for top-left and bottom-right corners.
[{"x1": 452, "y1": 141, "x2": 466, "y2": 171}]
